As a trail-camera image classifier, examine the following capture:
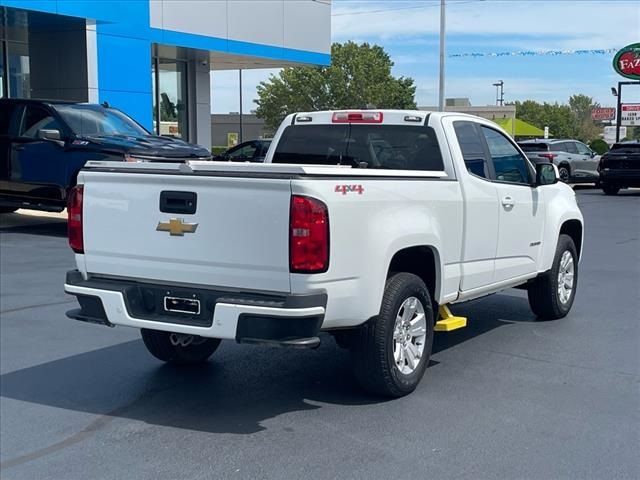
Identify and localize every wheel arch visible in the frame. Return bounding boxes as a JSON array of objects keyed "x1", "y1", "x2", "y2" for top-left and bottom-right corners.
[
  {"x1": 386, "y1": 245, "x2": 442, "y2": 305},
  {"x1": 559, "y1": 219, "x2": 583, "y2": 260}
]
